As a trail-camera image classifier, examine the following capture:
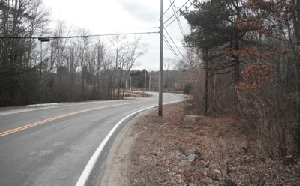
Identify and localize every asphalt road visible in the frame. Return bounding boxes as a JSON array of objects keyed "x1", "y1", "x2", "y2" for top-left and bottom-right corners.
[{"x1": 0, "y1": 92, "x2": 184, "y2": 186}]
